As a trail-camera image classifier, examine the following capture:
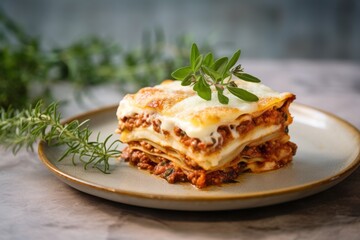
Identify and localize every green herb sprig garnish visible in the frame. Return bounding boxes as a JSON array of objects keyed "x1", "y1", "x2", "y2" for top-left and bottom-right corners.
[
  {"x1": 0, "y1": 42, "x2": 262, "y2": 175},
  {"x1": 171, "y1": 43, "x2": 261, "y2": 104},
  {"x1": 0, "y1": 101, "x2": 121, "y2": 173}
]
